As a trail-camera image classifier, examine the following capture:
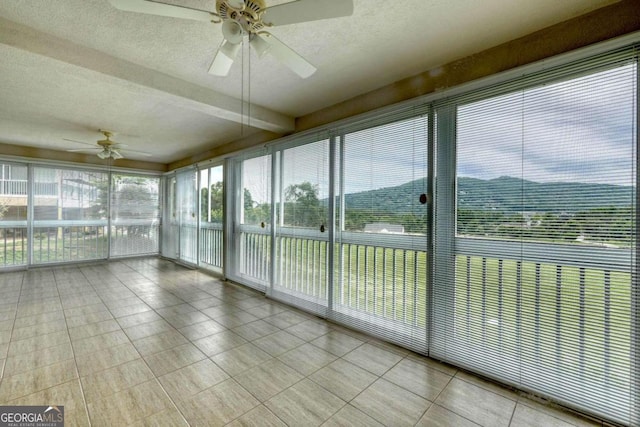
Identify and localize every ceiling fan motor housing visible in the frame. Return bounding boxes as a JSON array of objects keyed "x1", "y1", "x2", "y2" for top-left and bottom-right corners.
[{"x1": 216, "y1": 0, "x2": 266, "y2": 34}]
